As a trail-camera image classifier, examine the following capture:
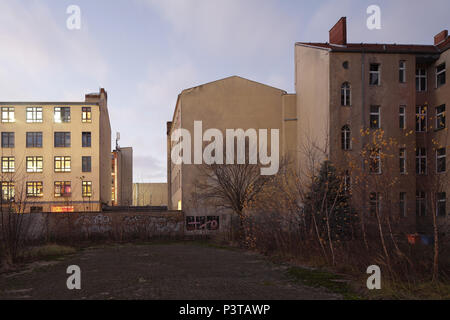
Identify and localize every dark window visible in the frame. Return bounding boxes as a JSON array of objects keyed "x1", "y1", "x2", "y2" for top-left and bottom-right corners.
[
  {"x1": 82, "y1": 107, "x2": 92, "y2": 123},
  {"x1": 54, "y1": 132, "x2": 71, "y2": 147},
  {"x1": 82, "y1": 132, "x2": 91, "y2": 147},
  {"x1": 82, "y1": 181, "x2": 92, "y2": 197},
  {"x1": 26, "y1": 107, "x2": 43, "y2": 123},
  {"x1": 399, "y1": 148, "x2": 406, "y2": 174},
  {"x1": 399, "y1": 106, "x2": 406, "y2": 129},
  {"x1": 82, "y1": 156, "x2": 92, "y2": 173},
  {"x1": 416, "y1": 191, "x2": 426, "y2": 217},
  {"x1": 54, "y1": 107, "x2": 71, "y2": 123},
  {"x1": 436, "y1": 104, "x2": 446, "y2": 130},
  {"x1": 437, "y1": 193, "x2": 446, "y2": 217},
  {"x1": 436, "y1": 63, "x2": 446, "y2": 88},
  {"x1": 54, "y1": 156, "x2": 71, "y2": 172},
  {"x1": 27, "y1": 156, "x2": 43, "y2": 173},
  {"x1": 54, "y1": 181, "x2": 71, "y2": 197},
  {"x1": 369, "y1": 64, "x2": 380, "y2": 85},
  {"x1": 26, "y1": 182, "x2": 43, "y2": 197},
  {"x1": 416, "y1": 106, "x2": 427, "y2": 132},
  {"x1": 341, "y1": 125, "x2": 351, "y2": 150},
  {"x1": 437, "y1": 148, "x2": 446, "y2": 173},
  {"x1": 1, "y1": 132, "x2": 14, "y2": 148},
  {"x1": 370, "y1": 106, "x2": 380, "y2": 129},
  {"x1": 26, "y1": 132, "x2": 43, "y2": 148},
  {"x1": 416, "y1": 148, "x2": 427, "y2": 175},
  {"x1": 369, "y1": 149, "x2": 381, "y2": 174},
  {"x1": 369, "y1": 192, "x2": 380, "y2": 215},
  {"x1": 399, "y1": 61, "x2": 406, "y2": 83}
]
